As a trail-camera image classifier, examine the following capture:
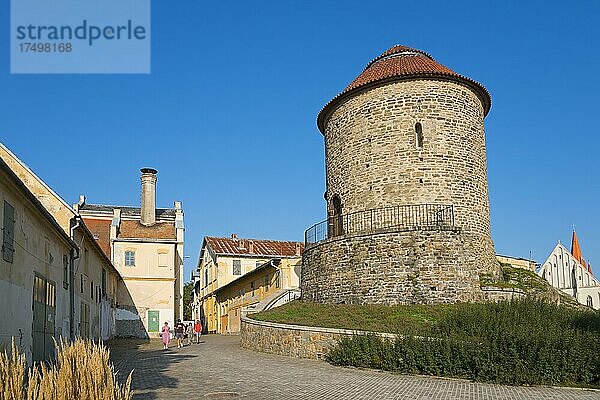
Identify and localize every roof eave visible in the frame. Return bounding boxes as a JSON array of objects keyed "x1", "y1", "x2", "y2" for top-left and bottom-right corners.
[{"x1": 317, "y1": 74, "x2": 491, "y2": 134}]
